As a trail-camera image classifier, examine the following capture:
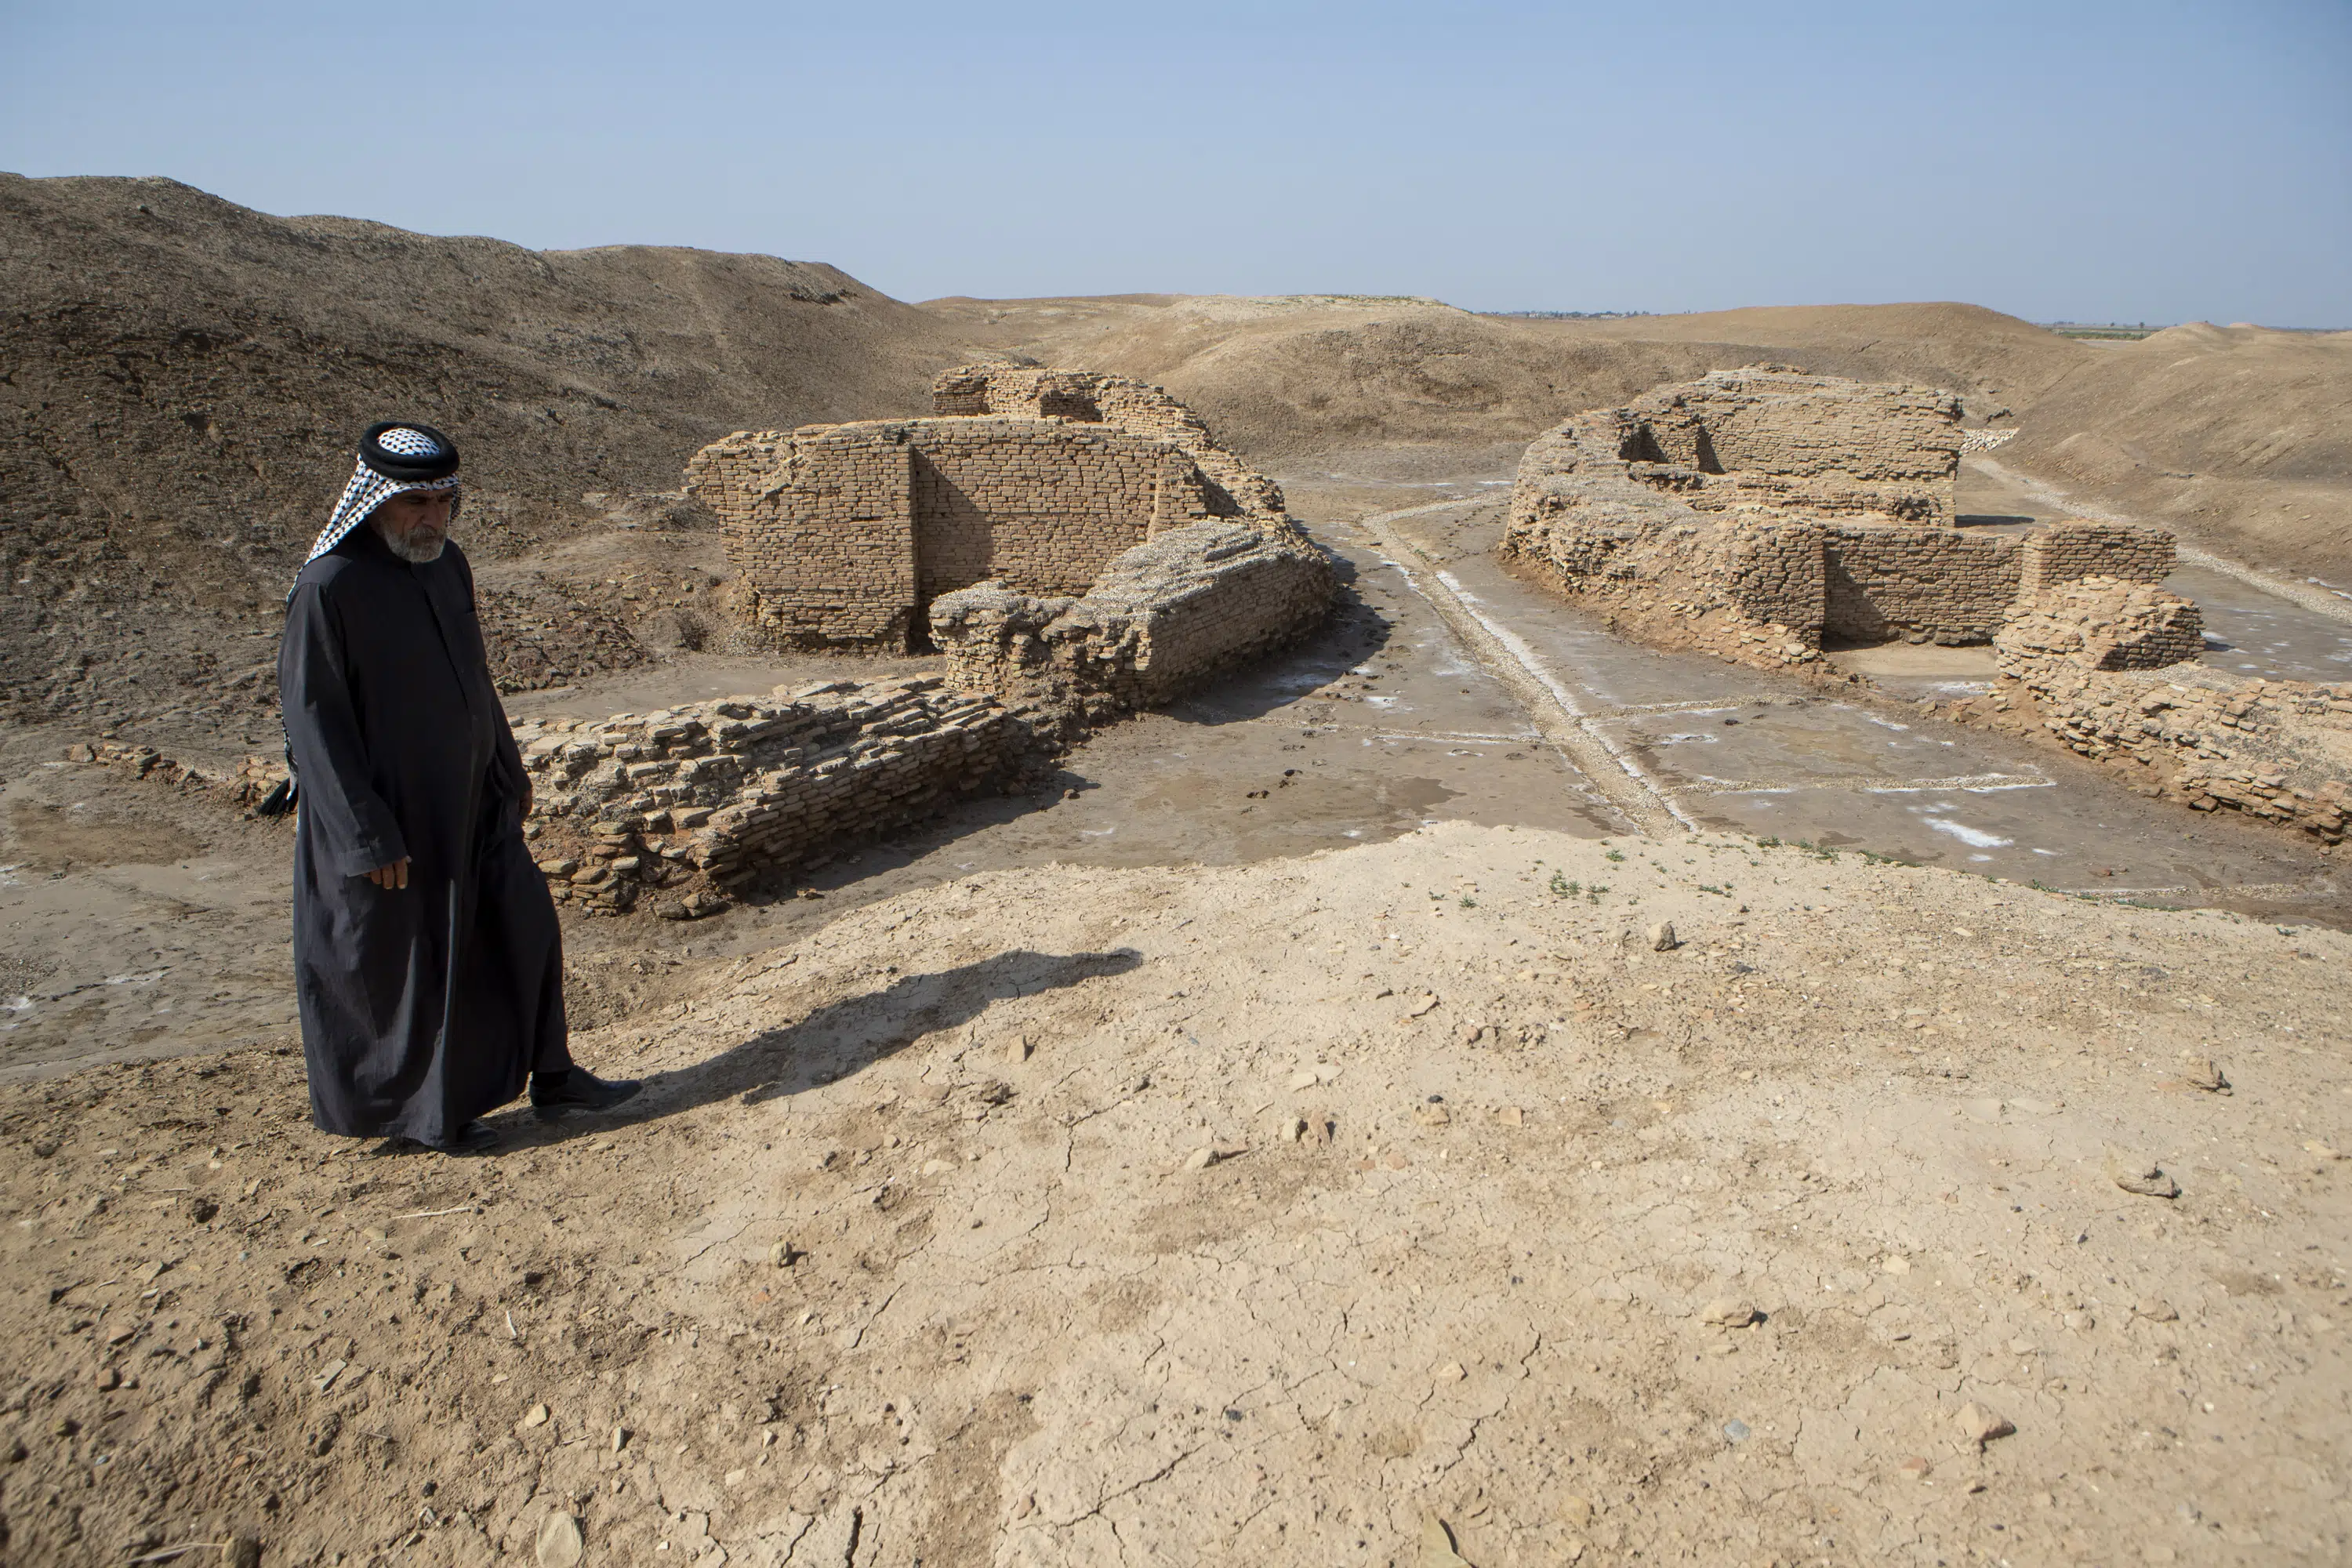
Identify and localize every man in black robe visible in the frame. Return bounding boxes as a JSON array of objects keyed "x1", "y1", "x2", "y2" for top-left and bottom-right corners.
[{"x1": 277, "y1": 422, "x2": 637, "y2": 1151}]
